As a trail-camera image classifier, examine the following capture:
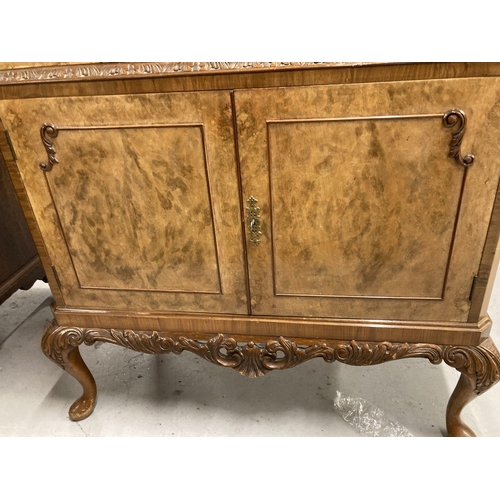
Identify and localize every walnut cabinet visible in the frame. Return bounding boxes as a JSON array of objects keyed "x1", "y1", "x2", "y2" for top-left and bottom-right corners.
[{"x1": 1, "y1": 62, "x2": 500, "y2": 436}]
